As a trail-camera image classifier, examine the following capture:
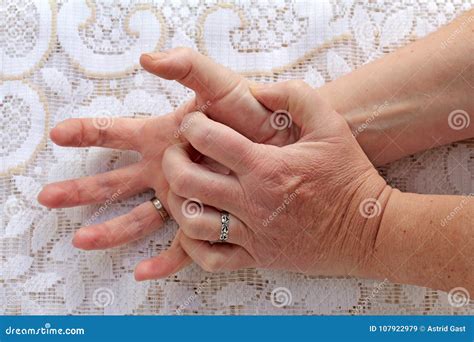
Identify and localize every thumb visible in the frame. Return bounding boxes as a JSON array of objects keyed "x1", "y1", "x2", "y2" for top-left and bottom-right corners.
[
  {"x1": 250, "y1": 80, "x2": 339, "y2": 136},
  {"x1": 140, "y1": 48, "x2": 278, "y2": 144}
]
